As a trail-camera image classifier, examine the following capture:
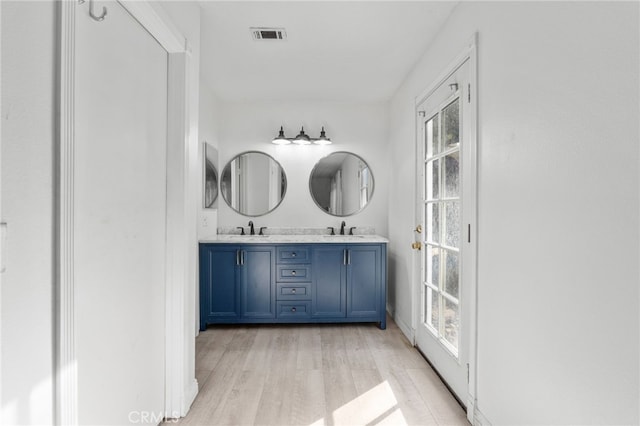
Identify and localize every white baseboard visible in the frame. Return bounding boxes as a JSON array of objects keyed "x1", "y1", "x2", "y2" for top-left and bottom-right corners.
[
  {"x1": 394, "y1": 313, "x2": 415, "y2": 345},
  {"x1": 181, "y1": 378, "x2": 199, "y2": 417},
  {"x1": 466, "y1": 397, "x2": 475, "y2": 424},
  {"x1": 473, "y1": 405, "x2": 492, "y2": 426}
]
